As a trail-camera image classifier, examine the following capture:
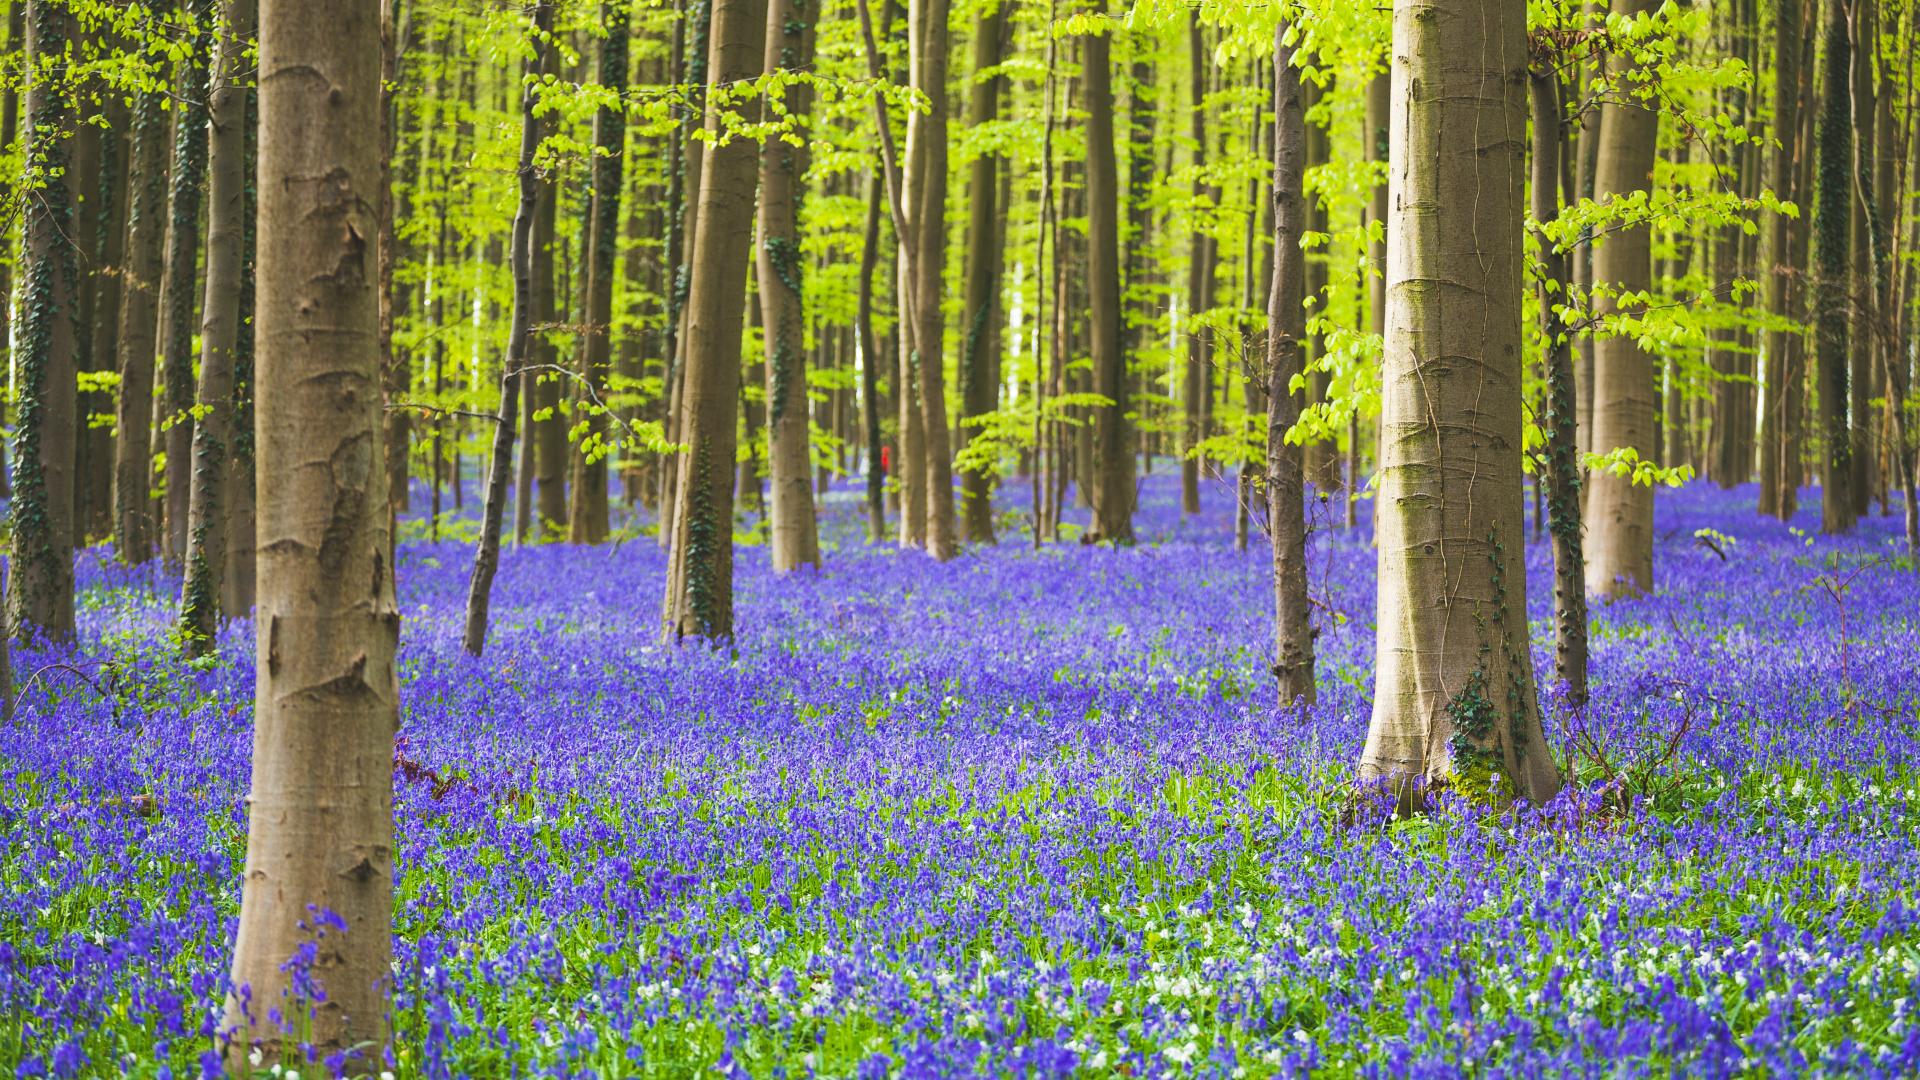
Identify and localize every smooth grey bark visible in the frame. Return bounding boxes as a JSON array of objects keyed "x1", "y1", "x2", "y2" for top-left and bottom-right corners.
[
  {"x1": 1359, "y1": 0, "x2": 1561, "y2": 808},
  {"x1": 1268, "y1": 25, "x2": 1313, "y2": 706},
  {"x1": 224, "y1": 0, "x2": 398, "y2": 1065}
]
